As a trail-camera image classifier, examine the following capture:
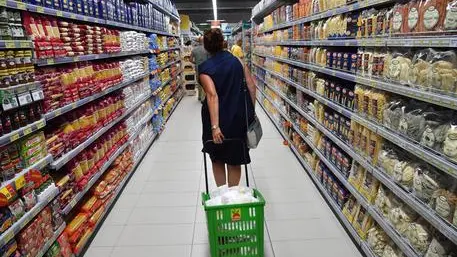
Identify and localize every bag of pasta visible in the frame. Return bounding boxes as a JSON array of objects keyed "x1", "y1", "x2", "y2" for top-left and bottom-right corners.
[{"x1": 425, "y1": 50, "x2": 457, "y2": 94}]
